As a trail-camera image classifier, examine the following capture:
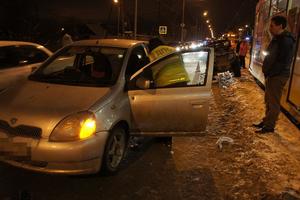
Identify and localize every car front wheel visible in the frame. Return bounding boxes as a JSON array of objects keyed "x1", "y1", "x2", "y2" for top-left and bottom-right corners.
[{"x1": 102, "y1": 126, "x2": 128, "y2": 173}]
